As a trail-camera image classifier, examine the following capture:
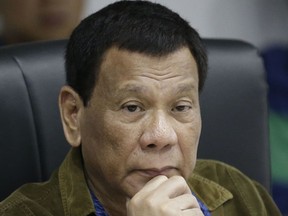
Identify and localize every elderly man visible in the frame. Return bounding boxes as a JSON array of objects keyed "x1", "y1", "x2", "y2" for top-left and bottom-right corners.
[{"x1": 0, "y1": 1, "x2": 281, "y2": 215}]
